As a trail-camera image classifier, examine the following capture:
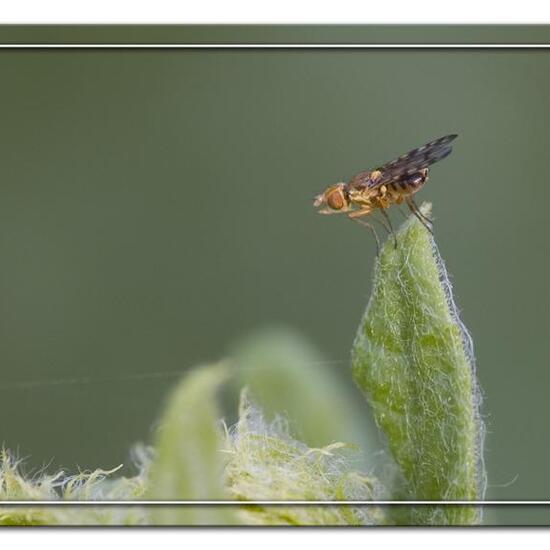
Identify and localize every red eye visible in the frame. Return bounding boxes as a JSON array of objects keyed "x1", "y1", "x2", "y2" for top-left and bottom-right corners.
[{"x1": 327, "y1": 189, "x2": 345, "y2": 210}]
